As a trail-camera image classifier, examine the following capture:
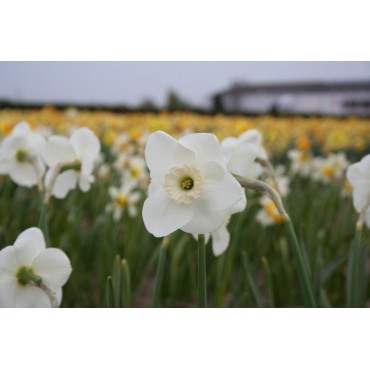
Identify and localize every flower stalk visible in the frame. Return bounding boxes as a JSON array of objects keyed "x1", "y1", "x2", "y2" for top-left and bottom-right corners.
[
  {"x1": 198, "y1": 234, "x2": 207, "y2": 308},
  {"x1": 237, "y1": 175, "x2": 316, "y2": 308},
  {"x1": 152, "y1": 236, "x2": 169, "y2": 308},
  {"x1": 347, "y1": 197, "x2": 370, "y2": 307}
]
